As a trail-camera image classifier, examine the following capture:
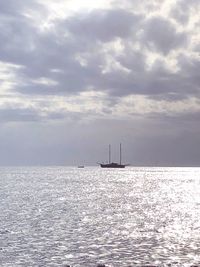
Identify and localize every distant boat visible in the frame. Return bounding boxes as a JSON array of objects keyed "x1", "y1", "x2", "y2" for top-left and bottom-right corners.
[
  {"x1": 99, "y1": 144, "x2": 128, "y2": 168},
  {"x1": 78, "y1": 166, "x2": 84, "y2": 168}
]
